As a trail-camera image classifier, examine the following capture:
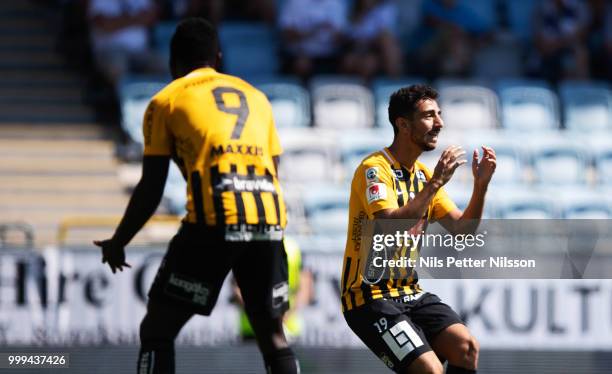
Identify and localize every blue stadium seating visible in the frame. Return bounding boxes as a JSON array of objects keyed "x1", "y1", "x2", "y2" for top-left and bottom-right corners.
[
  {"x1": 253, "y1": 76, "x2": 311, "y2": 128},
  {"x1": 219, "y1": 22, "x2": 279, "y2": 79},
  {"x1": 302, "y1": 183, "x2": 349, "y2": 237},
  {"x1": 277, "y1": 128, "x2": 341, "y2": 184},
  {"x1": 310, "y1": 76, "x2": 375, "y2": 129},
  {"x1": 372, "y1": 77, "x2": 425, "y2": 127},
  {"x1": 493, "y1": 188, "x2": 558, "y2": 218},
  {"x1": 595, "y1": 147, "x2": 612, "y2": 185},
  {"x1": 558, "y1": 190, "x2": 612, "y2": 219},
  {"x1": 118, "y1": 75, "x2": 169, "y2": 145},
  {"x1": 338, "y1": 129, "x2": 392, "y2": 180},
  {"x1": 527, "y1": 138, "x2": 588, "y2": 185},
  {"x1": 436, "y1": 80, "x2": 499, "y2": 130},
  {"x1": 497, "y1": 79, "x2": 560, "y2": 131},
  {"x1": 559, "y1": 81, "x2": 611, "y2": 131}
]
